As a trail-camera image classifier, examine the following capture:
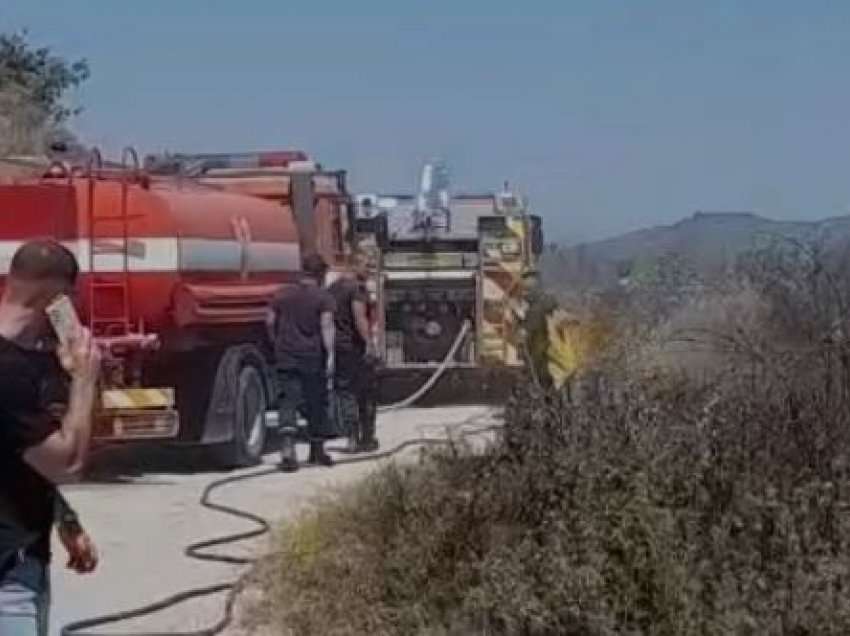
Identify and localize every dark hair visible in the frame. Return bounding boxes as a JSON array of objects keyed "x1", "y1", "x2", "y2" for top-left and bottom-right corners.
[
  {"x1": 10, "y1": 239, "x2": 79, "y2": 285},
  {"x1": 302, "y1": 253, "x2": 328, "y2": 279}
]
